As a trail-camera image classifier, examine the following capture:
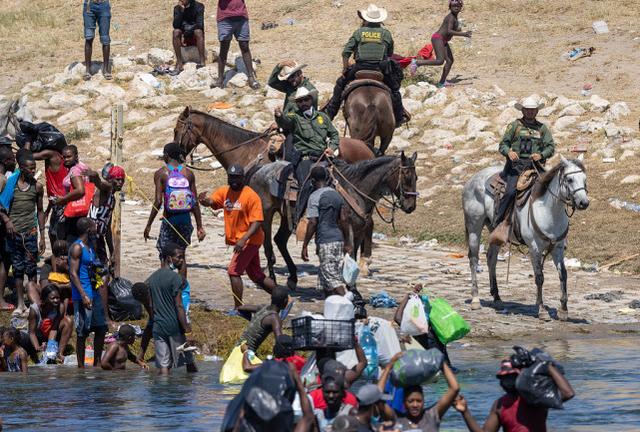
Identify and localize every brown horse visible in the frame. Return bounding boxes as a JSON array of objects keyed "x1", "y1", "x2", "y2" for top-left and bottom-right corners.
[
  {"x1": 173, "y1": 107, "x2": 375, "y2": 289},
  {"x1": 343, "y1": 86, "x2": 395, "y2": 156}
]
